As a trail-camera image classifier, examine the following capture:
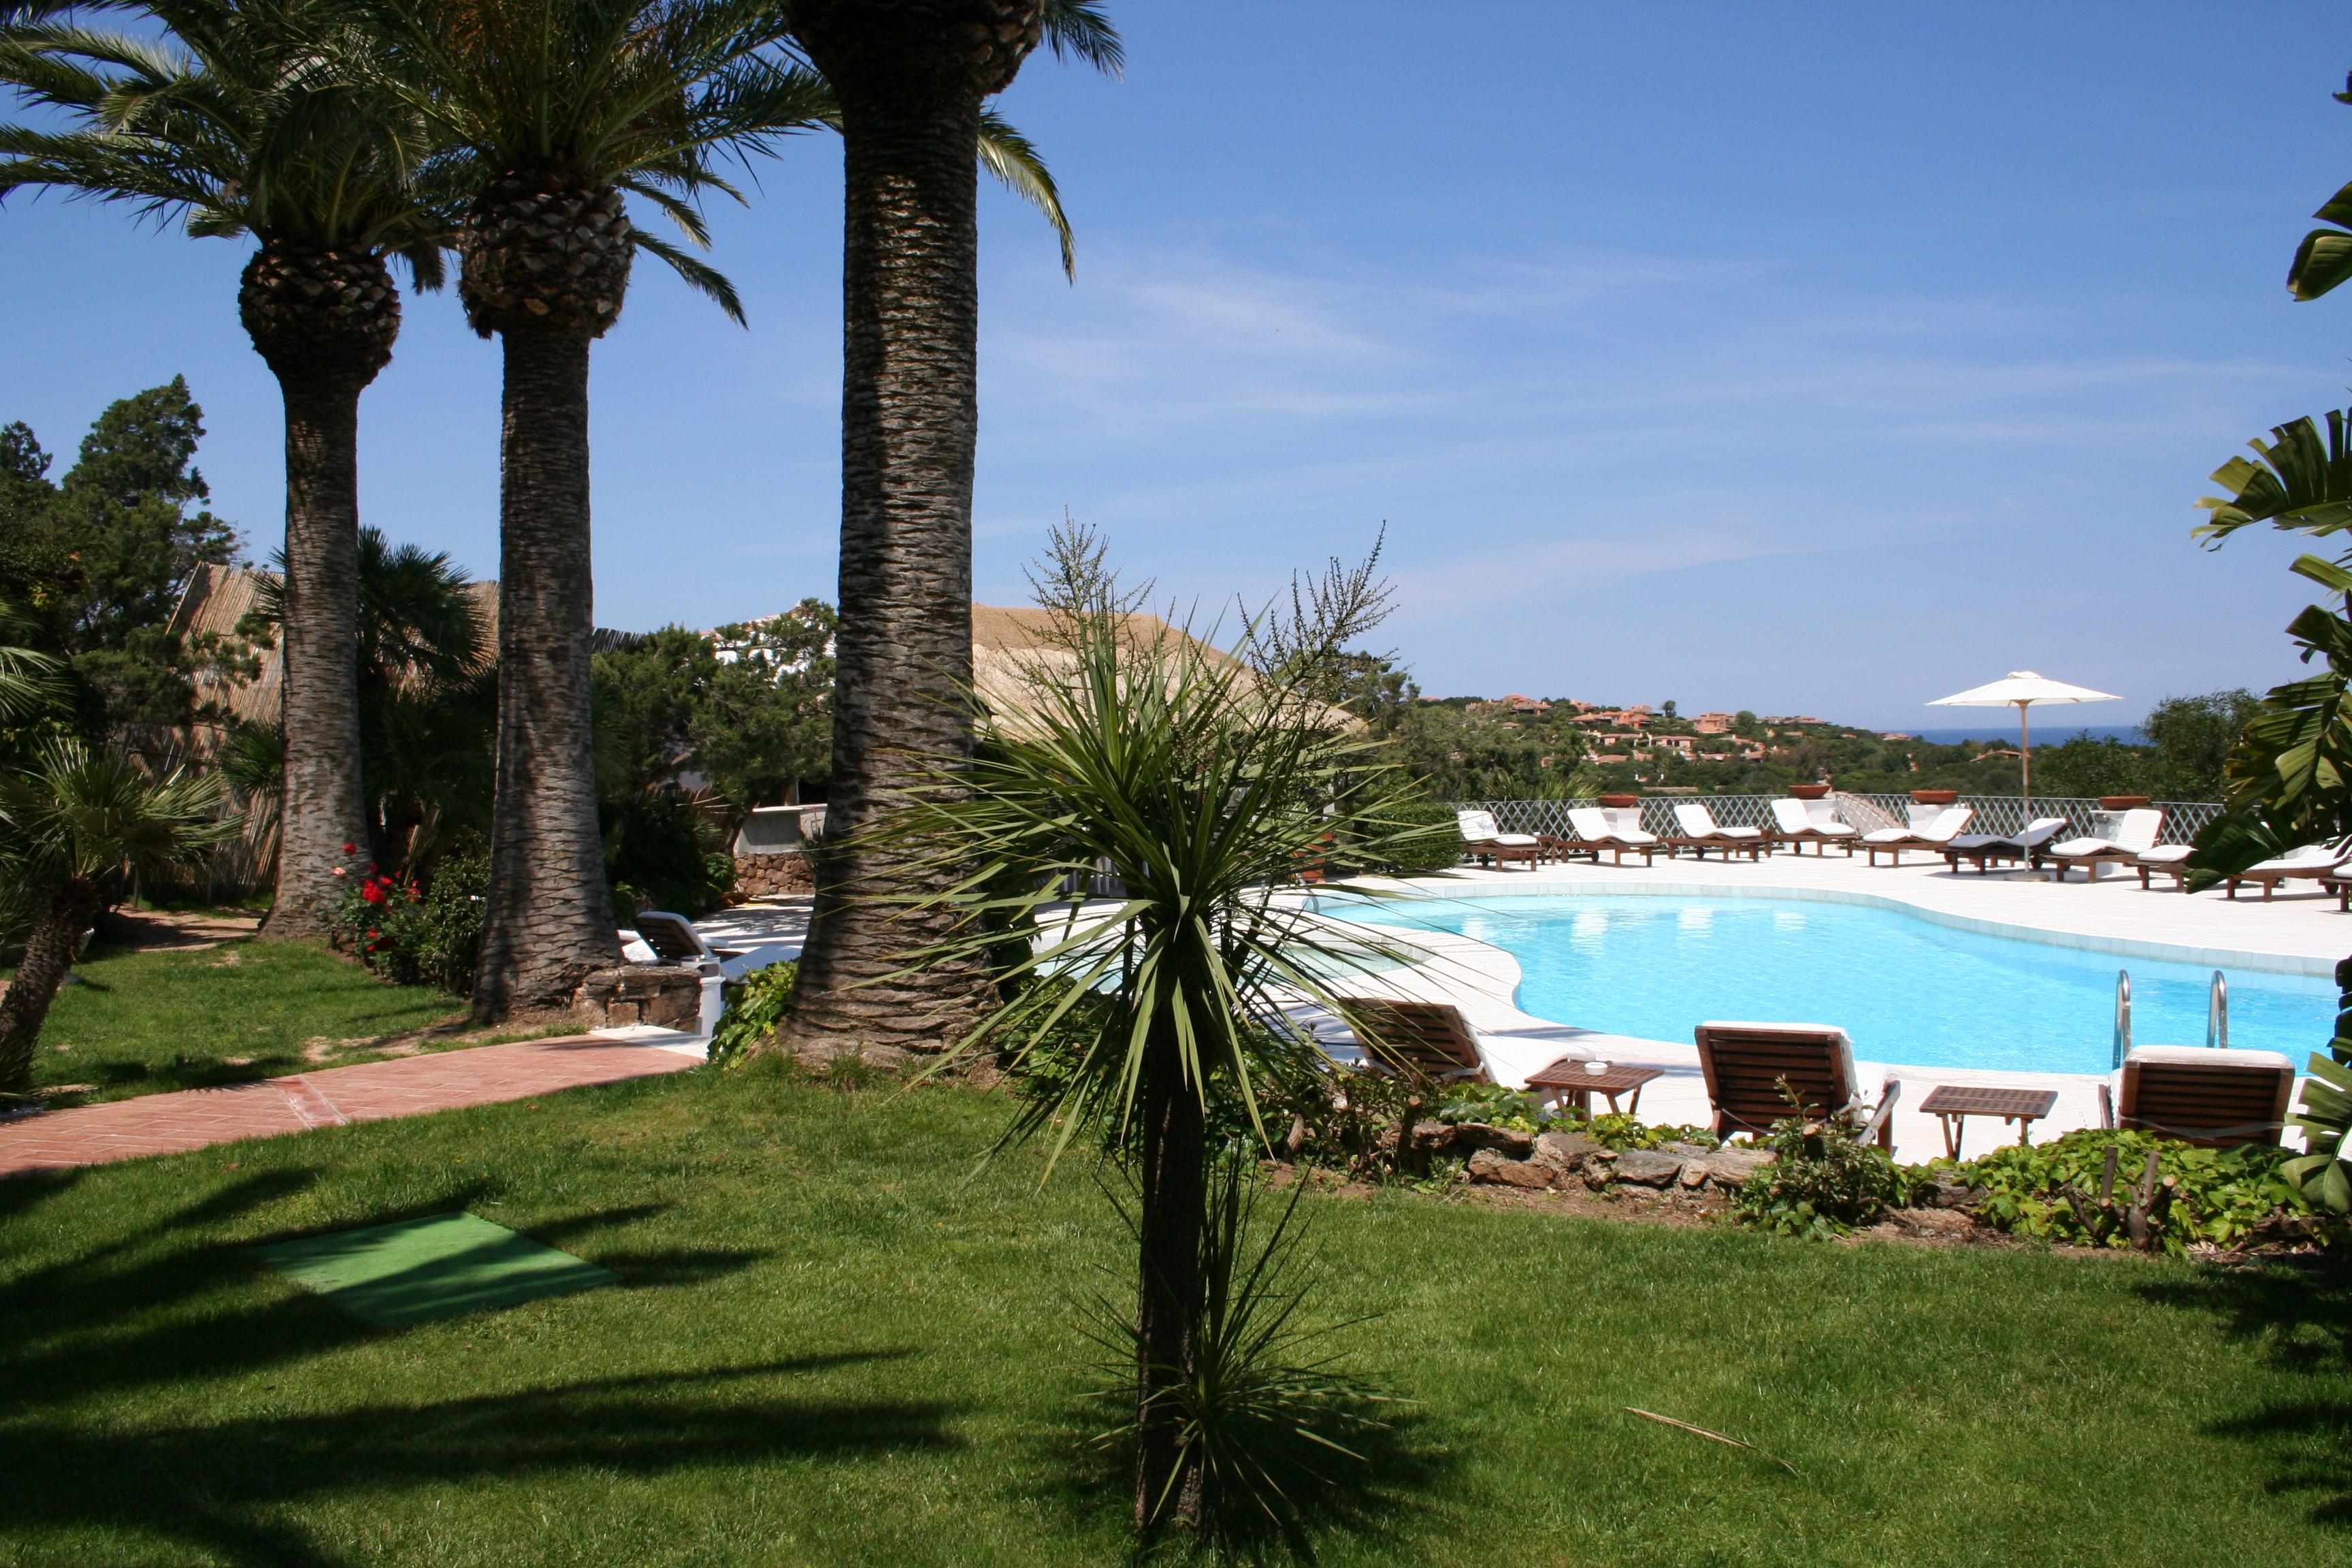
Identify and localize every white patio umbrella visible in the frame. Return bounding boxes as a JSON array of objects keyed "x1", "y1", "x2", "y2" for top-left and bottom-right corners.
[{"x1": 1927, "y1": 671, "x2": 2121, "y2": 804}]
